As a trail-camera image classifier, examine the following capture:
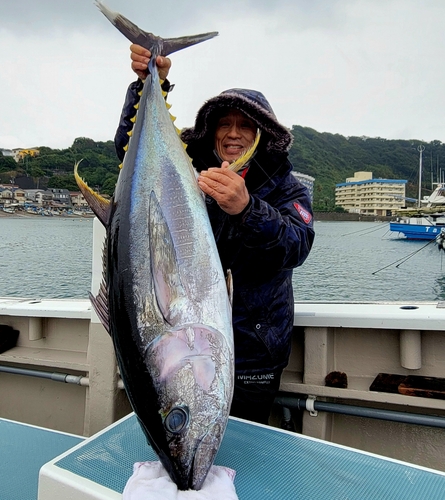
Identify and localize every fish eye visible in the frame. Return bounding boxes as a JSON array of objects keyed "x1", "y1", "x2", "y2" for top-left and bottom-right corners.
[{"x1": 164, "y1": 406, "x2": 190, "y2": 434}]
